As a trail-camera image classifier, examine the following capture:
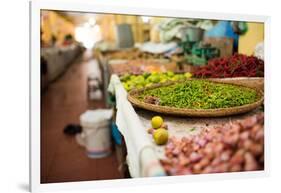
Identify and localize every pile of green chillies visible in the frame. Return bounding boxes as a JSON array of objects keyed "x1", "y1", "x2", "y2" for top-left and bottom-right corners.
[{"x1": 137, "y1": 80, "x2": 258, "y2": 109}]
